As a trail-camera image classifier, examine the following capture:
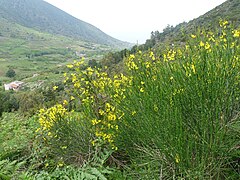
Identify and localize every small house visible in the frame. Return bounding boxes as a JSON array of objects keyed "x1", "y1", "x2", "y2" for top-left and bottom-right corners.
[{"x1": 4, "y1": 81, "x2": 24, "y2": 91}]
